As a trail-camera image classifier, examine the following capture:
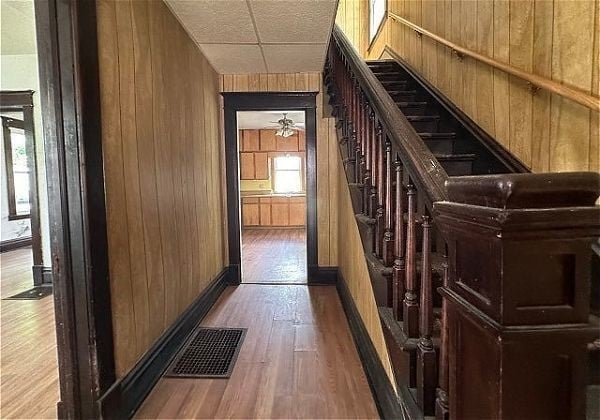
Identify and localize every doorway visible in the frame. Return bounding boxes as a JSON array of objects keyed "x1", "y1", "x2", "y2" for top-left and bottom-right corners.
[
  {"x1": 237, "y1": 110, "x2": 307, "y2": 284},
  {"x1": 223, "y1": 93, "x2": 320, "y2": 284}
]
